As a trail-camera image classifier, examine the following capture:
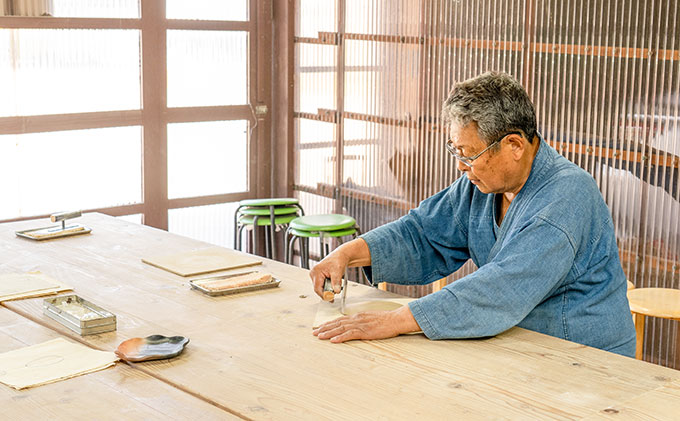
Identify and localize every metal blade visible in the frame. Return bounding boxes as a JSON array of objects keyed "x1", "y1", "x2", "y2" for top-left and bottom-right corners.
[{"x1": 340, "y1": 272, "x2": 348, "y2": 315}]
